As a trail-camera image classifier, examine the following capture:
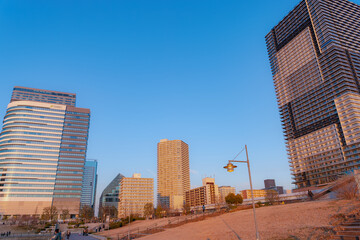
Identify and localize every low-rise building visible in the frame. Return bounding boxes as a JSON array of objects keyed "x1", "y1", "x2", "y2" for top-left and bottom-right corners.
[
  {"x1": 241, "y1": 189, "x2": 277, "y2": 199},
  {"x1": 185, "y1": 177, "x2": 219, "y2": 207},
  {"x1": 118, "y1": 174, "x2": 154, "y2": 218}
]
